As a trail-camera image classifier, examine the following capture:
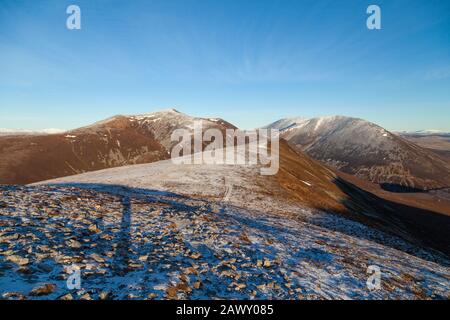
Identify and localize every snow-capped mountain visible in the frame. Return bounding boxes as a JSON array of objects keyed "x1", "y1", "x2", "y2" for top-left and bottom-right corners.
[
  {"x1": 266, "y1": 116, "x2": 450, "y2": 191},
  {"x1": 0, "y1": 109, "x2": 235, "y2": 184},
  {"x1": 125, "y1": 108, "x2": 236, "y2": 150}
]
